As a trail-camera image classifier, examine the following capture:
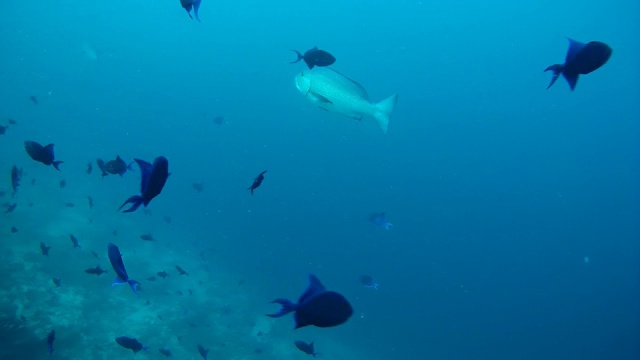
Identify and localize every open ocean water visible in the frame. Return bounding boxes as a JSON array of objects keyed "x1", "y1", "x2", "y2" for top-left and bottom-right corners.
[{"x1": 0, "y1": 1, "x2": 638, "y2": 359}]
